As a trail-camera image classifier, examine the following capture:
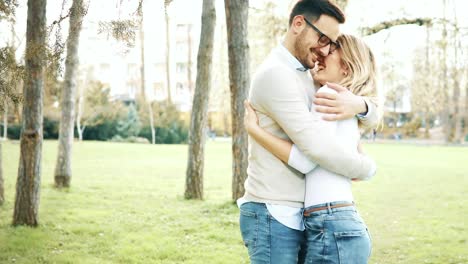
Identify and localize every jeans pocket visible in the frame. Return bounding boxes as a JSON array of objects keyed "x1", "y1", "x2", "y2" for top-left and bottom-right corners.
[
  {"x1": 239, "y1": 207, "x2": 258, "y2": 257},
  {"x1": 334, "y1": 229, "x2": 371, "y2": 264}
]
